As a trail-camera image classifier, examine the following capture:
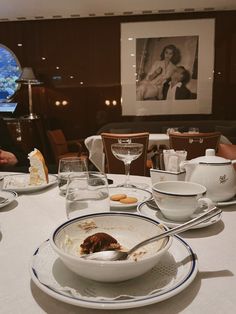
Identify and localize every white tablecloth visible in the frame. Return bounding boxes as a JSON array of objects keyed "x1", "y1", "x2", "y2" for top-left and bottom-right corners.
[
  {"x1": 85, "y1": 134, "x2": 170, "y2": 172},
  {"x1": 85, "y1": 134, "x2": 231, "y2": 172},
  {"x1": 0, "y1": 172, "x2": 236, "y2": 313}
]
